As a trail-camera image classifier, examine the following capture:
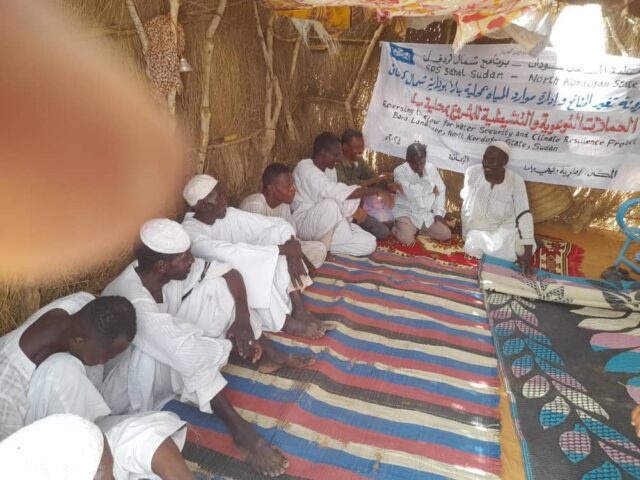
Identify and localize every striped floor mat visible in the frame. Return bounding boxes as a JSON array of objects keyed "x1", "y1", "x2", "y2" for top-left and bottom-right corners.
[{"x1": 165, "y1": 251, "x2": 501, "y2": 479}]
